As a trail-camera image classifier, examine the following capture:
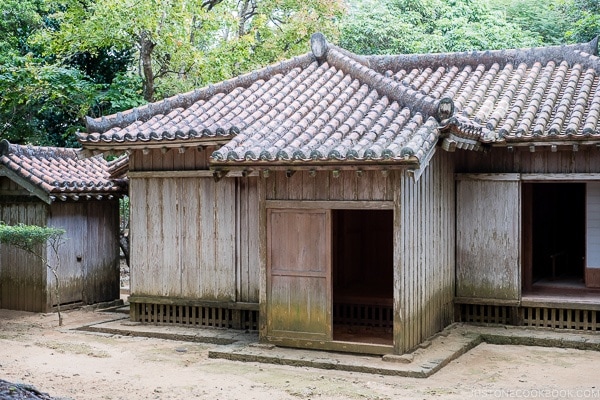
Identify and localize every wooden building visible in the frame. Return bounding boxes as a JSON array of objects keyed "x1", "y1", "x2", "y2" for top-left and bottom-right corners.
[
  {"x1": 0, "y1": 140, "x2": 126, "y2": 312},
  {"x1": 79, "y1": 33, "x2": 600, "y2": 354}
]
